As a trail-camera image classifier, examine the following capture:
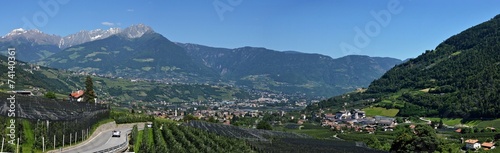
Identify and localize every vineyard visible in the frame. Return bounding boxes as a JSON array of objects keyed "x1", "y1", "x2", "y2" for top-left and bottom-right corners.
[
  {"x1": 184, "y1": 120, "x2": 311, "y2": 141},
  {"x1": 247, "y1": 138, "x2": 387, "y2": 153},
  {"x1": 184, "y1": 121, "x2": 386, "y2": 153},
  {"x1": 0, "y1": 93, "x2": 108, "y2": 121},
  {"x1": 0, "y1": 93, "x2": 110, "y2": 152},
  {"x1": 111, "y1": 110, "x2": 154, "y2": 124},
  {"x1": 130, "y1": 120, "x2": 255, "y2": 153},
  {"x1": 132, "y1": 120, "x2": 387, "y2": 153}
]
